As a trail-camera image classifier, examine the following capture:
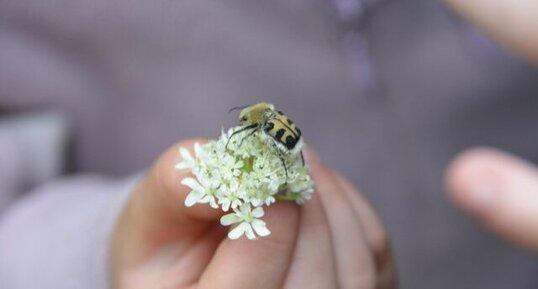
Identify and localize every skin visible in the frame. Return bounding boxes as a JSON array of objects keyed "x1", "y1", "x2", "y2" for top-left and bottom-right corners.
[
  {"x1": 446, "y1": 148, "x2": 538, "y2": 253},
  {"x1": 111, "y1": 139, "x2": 396, "y2": 289},
  {"x1": 445, "y1": 0, "x2": 538, "y2": 65},
  {"x1": 444, "y1": 0, "x2": 538, "y2": 252}
]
